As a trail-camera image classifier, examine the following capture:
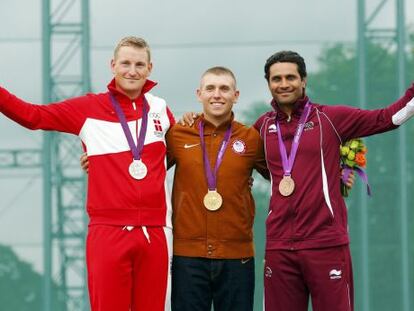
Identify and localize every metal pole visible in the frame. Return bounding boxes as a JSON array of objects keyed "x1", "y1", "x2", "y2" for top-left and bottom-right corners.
[
  {"x1": 81, "y1": 1, "x2": 91, "y2": 309},
  {"x1": 81, "y1": 0, "x2": 91, "y2": 94},
  {"x1": 396, "y1": 1, "x2": 409, "y2": 310},
  {"x1": 357, "y1": 1, "x2": 370, "y2": 310},
  {"x1": 42, "y1": 1, "x2": 52, "y2": 311}
]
